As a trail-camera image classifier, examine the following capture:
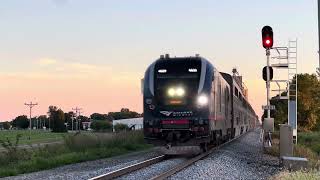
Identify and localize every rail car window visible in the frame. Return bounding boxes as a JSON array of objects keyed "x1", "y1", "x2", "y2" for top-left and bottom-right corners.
[
  {"x1": 225, "y1": 87, "x2": 229, "y2": 117},
  {"x1": 235, "y1": 87, "x2": 239, "y2": 98},
  {"x1": 218, "y1": 81, "x2": 221, "y2": 112}
]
